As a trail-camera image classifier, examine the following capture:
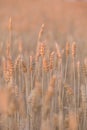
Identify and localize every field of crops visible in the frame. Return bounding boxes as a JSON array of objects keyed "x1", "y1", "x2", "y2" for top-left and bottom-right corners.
[
  {"x1": 0, "y1": 17, "x2": 87, "y2": 130},
  {"x1": 0, "y1": 0, "x2": 87, "y2": 129}
]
